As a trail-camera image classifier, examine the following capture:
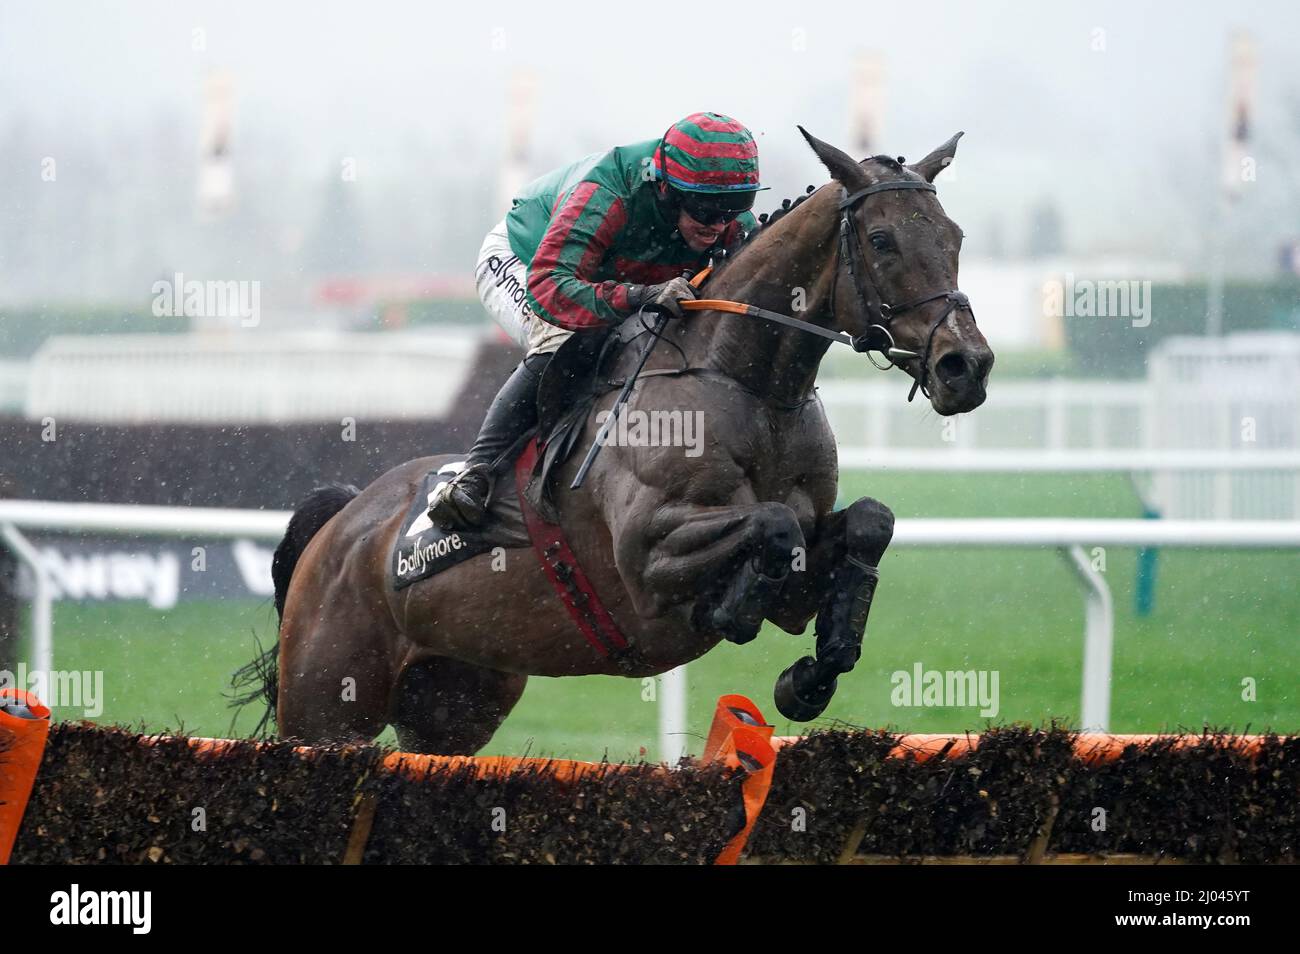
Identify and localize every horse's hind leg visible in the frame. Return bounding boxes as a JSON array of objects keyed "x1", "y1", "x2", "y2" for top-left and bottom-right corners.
[
  {"x1": 277, "y1": 615, "x2": 395, "y2": 745},
  {"x1": 390, "y1": 654, "x2": 527, "y2": 755}
]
